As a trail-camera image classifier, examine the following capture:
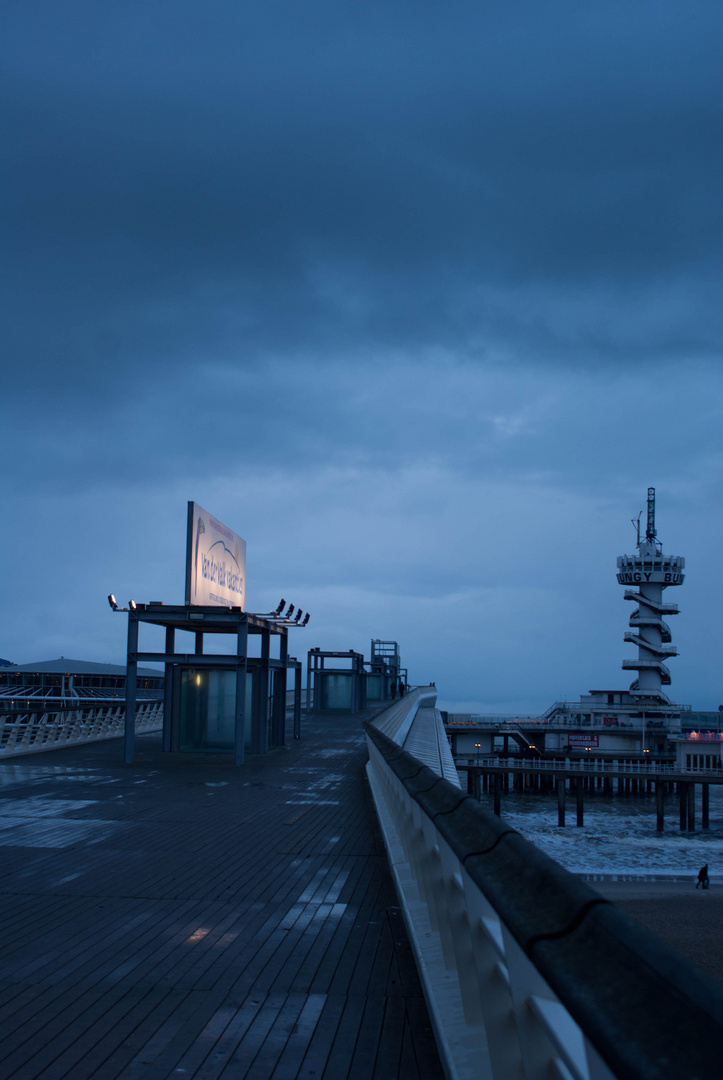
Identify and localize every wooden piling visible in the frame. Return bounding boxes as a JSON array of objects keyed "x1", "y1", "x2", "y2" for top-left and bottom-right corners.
[
  {"x1": 702, "y1": 783, "x2": 709, "y2": 830},
  {"x1": 679, "y1": 784, "x2": 687, "y2": 831},
  {"x1": 687, "y1": 782, "x2": 696, "y2": 833}
]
